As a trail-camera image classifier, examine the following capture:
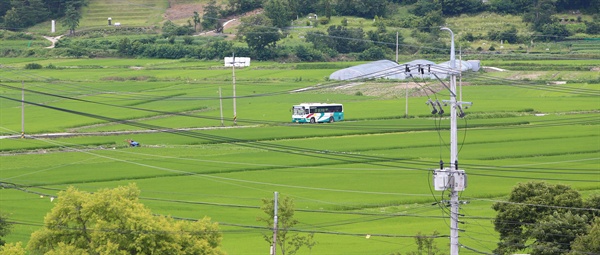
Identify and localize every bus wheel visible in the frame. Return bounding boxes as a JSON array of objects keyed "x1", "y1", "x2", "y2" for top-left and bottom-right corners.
[
  {"x1": 329, "y1": 117, "x2": 334, "y2": 123},
  {"x1": 310, "y1": 118, "x2": 316, "y2": 124}
]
